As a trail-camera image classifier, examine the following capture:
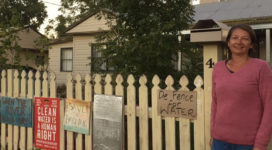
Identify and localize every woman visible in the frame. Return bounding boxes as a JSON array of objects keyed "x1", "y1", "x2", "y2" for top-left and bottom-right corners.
[{"x1": 210, "y1": 24, "x2": 272, "y2": 150}]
